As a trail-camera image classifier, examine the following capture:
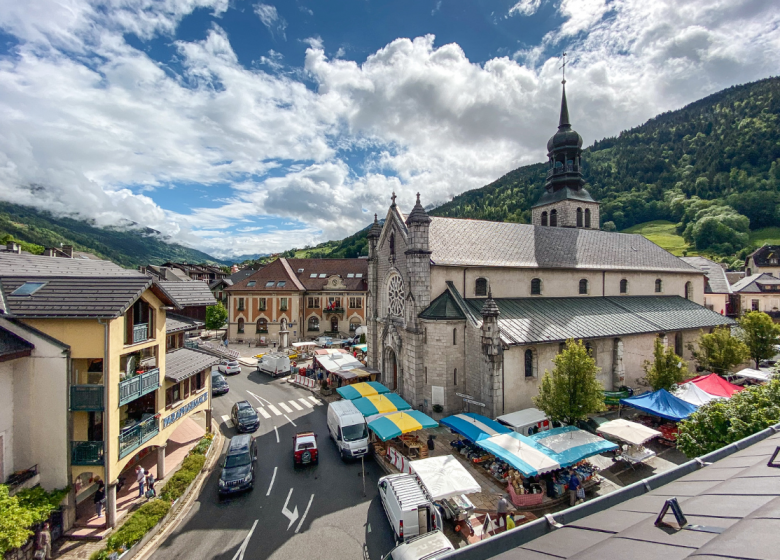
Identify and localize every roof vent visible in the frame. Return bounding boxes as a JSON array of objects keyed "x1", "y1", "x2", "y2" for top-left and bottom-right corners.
[{"x1": 298, "y1": 268, "x2": 304, "y2": 273}]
